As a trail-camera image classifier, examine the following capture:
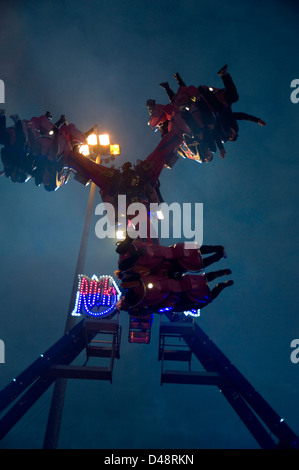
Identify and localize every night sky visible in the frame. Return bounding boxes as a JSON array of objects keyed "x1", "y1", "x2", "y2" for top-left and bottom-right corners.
[{"x1": 0, "y1": 0, "x2": 298, "y2": 450}]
